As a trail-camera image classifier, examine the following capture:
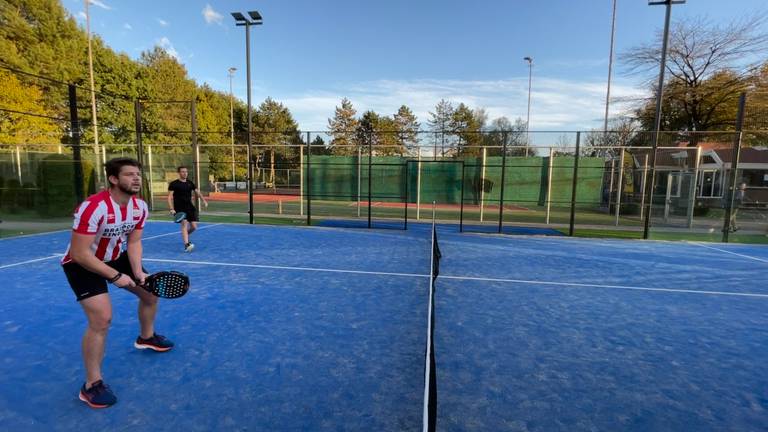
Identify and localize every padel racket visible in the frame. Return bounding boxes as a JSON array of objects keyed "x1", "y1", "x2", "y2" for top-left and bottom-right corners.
[
  {"x1": 140, "y1": 271, "x2": 190, "y2": 299},
  {"x1": 173, "y1": 211, "x2": 187, "y2": 223}
]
